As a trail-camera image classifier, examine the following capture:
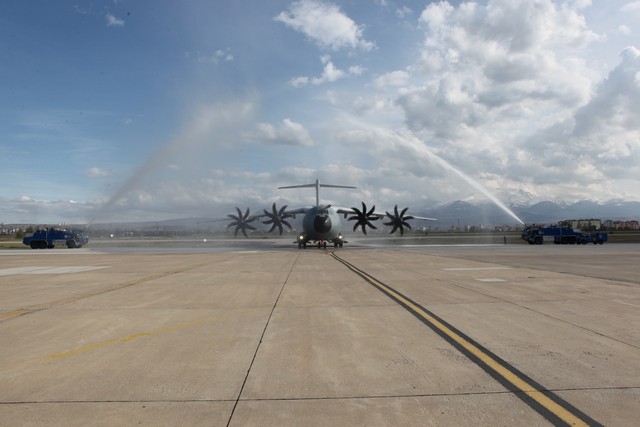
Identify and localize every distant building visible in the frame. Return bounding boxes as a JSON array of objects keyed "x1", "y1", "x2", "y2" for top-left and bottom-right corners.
[
  {"x1": 565, "y1": 219, "x2": 602, "y2": 230},
  {"x1": 612, "y1": 220, "x2": 639, "y2": 230}
]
